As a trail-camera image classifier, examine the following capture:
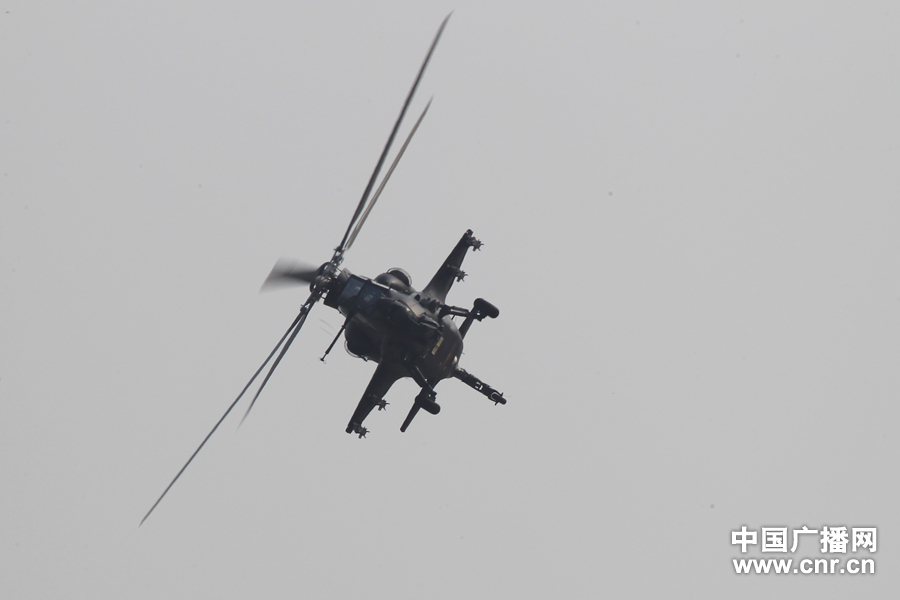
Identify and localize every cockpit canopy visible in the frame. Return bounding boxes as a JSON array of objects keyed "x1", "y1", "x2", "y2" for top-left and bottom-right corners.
[
  {"x1": 374, "y1": 268, "x2": 414, "y2": 293},
  {"x1": 386, "y1": 268, "x2": 411, "y2": 287}
]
